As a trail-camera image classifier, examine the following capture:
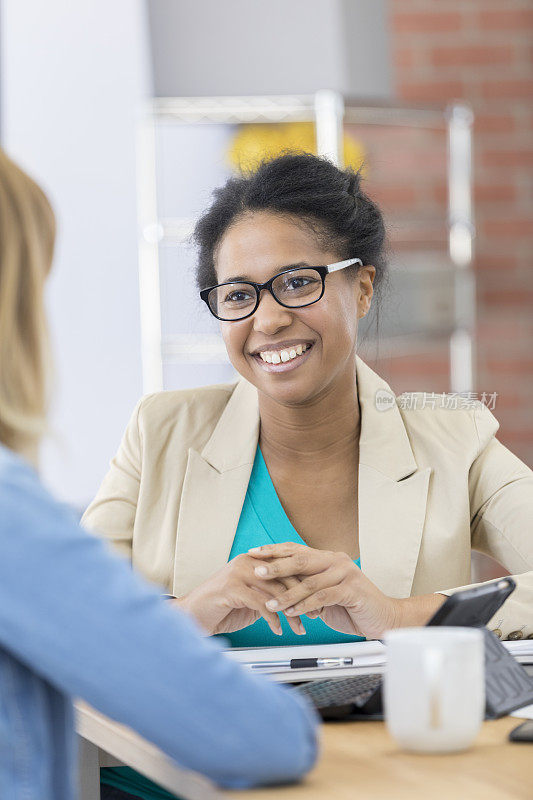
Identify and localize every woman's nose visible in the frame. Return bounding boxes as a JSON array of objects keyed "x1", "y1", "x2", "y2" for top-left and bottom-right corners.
[{"x1": 252, "y1": 289, "x2": 292, "y2": 333}]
